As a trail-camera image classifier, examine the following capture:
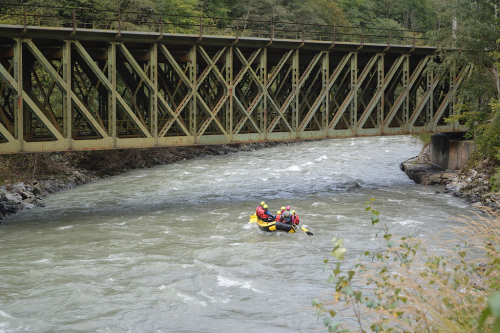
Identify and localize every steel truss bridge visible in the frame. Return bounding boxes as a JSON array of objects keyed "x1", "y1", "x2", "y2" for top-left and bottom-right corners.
[{"x1": 0, "y1": 24, "x2": 468, "y2": 154}]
